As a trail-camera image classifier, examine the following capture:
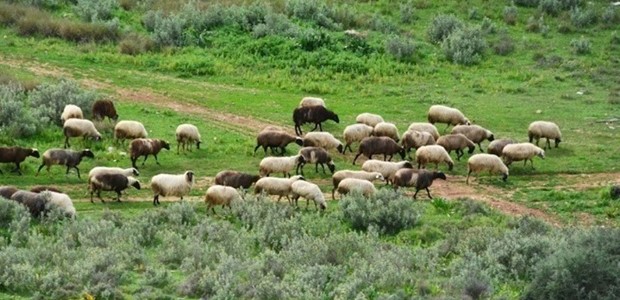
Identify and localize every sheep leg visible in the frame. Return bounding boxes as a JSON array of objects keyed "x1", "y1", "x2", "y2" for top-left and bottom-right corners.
[
  {"x1": 478, "y1": 143, "x2": 483, "y2": 152},
  {"x1": 319, "y1": 163, "x2": 327, "y2": 174},
  {"x1": 310, "y1": 123, "x2": 319, "y2": 132},
  {"x1": 279, "y1": 146, "x2": 287, "y2": 155},
  {"x1": 153, "y1": 154, "x2": 161, "y2": 165},
  {"x1": 295, "y1": 124, "x2": 302, "y2": 136},
  {"x1": 153, "y1": 194, "x2": 159, "y2": 206},
  {"x1": 443, "y1": 124, "x2": 451, "y2": 132},
  {"x1": 12, "y1": 162, "x2": 22, "y2": 175},
  {"x1": 74, "y1": 166, "x2": 81, "y2": 179},
  {"x1": 131, "y1": 157, "x2": 138, "y2": 169},
  {"x1": 142, "y1": 155, "x2": 149, "y2": 165},
  {"x1": 466, "y1": 170, "x2": 472, "y2": 184},
  {"x1": 352, "y1": 153, "x2": 362, "y2": 165},
  {"x1": 64, "y1": 136, "x2": 70, "y2": 149},
  {"x1": 545, "y1": 138, "x2": 551, "y2": 150},
  {"x1": 387, "y1": 154, "x2": 394, "y2": 161},
  {"x1": 344, "y1": 143, "x2": 352, "y2": 154},
  {"x1": 413, "y1": 189, "x2": 419, "y2": 199},
  {"x1": 252, "y1": 144, "x2": 261, "y2": 156},
  {"x1": 425, "y1": 188, "x2": 432, "y2": 199},
  {"x1": 97, "y1": 191, "x2": 106, "y2": 203},
  {"x1": 116, "y1": 191, "x2": 122, "y2": 202},
  {"x1": 456, "y1": 149, "x2": 463, "y2": 161},
  {"x1": 318, "y1": 122, "x2": 323, "y2": 132},
  {"x1": 36, "y1": 164, "x2": 46, "y2": 176}
]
